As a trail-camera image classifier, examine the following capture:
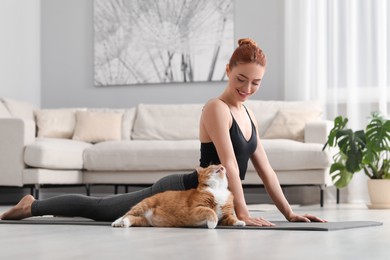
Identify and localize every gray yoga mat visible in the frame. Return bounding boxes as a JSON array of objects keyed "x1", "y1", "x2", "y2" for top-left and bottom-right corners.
[{"x1": 0, "y1": 217, "x2": 383, "y2": 231}]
